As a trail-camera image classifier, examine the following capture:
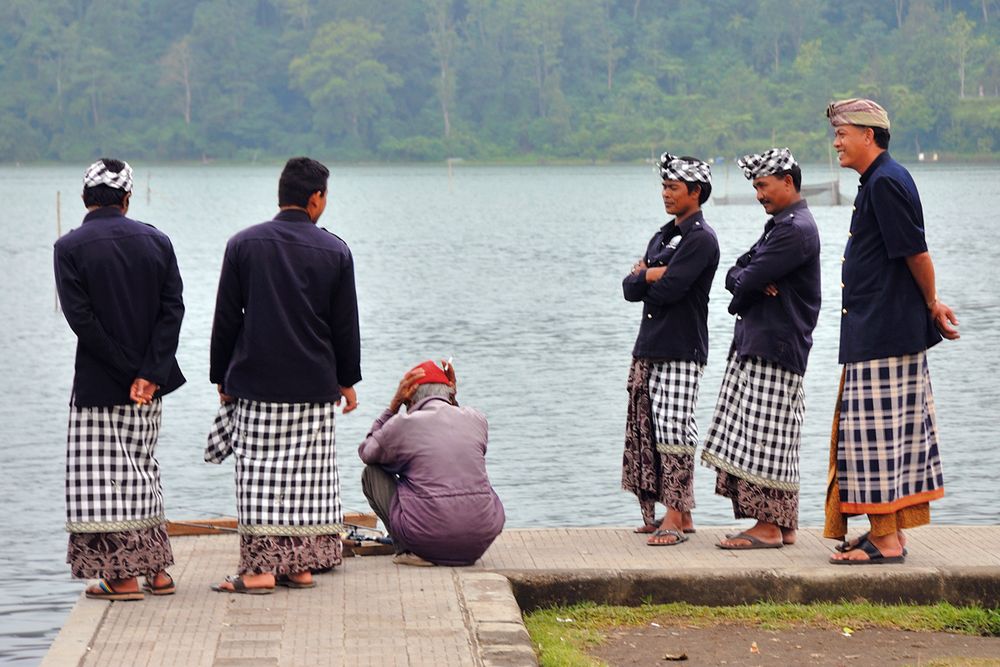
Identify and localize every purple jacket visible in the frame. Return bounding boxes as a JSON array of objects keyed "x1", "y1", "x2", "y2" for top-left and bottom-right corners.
[{"x1": 358, "y1": 396, "x2": 505, "y2": 565}]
